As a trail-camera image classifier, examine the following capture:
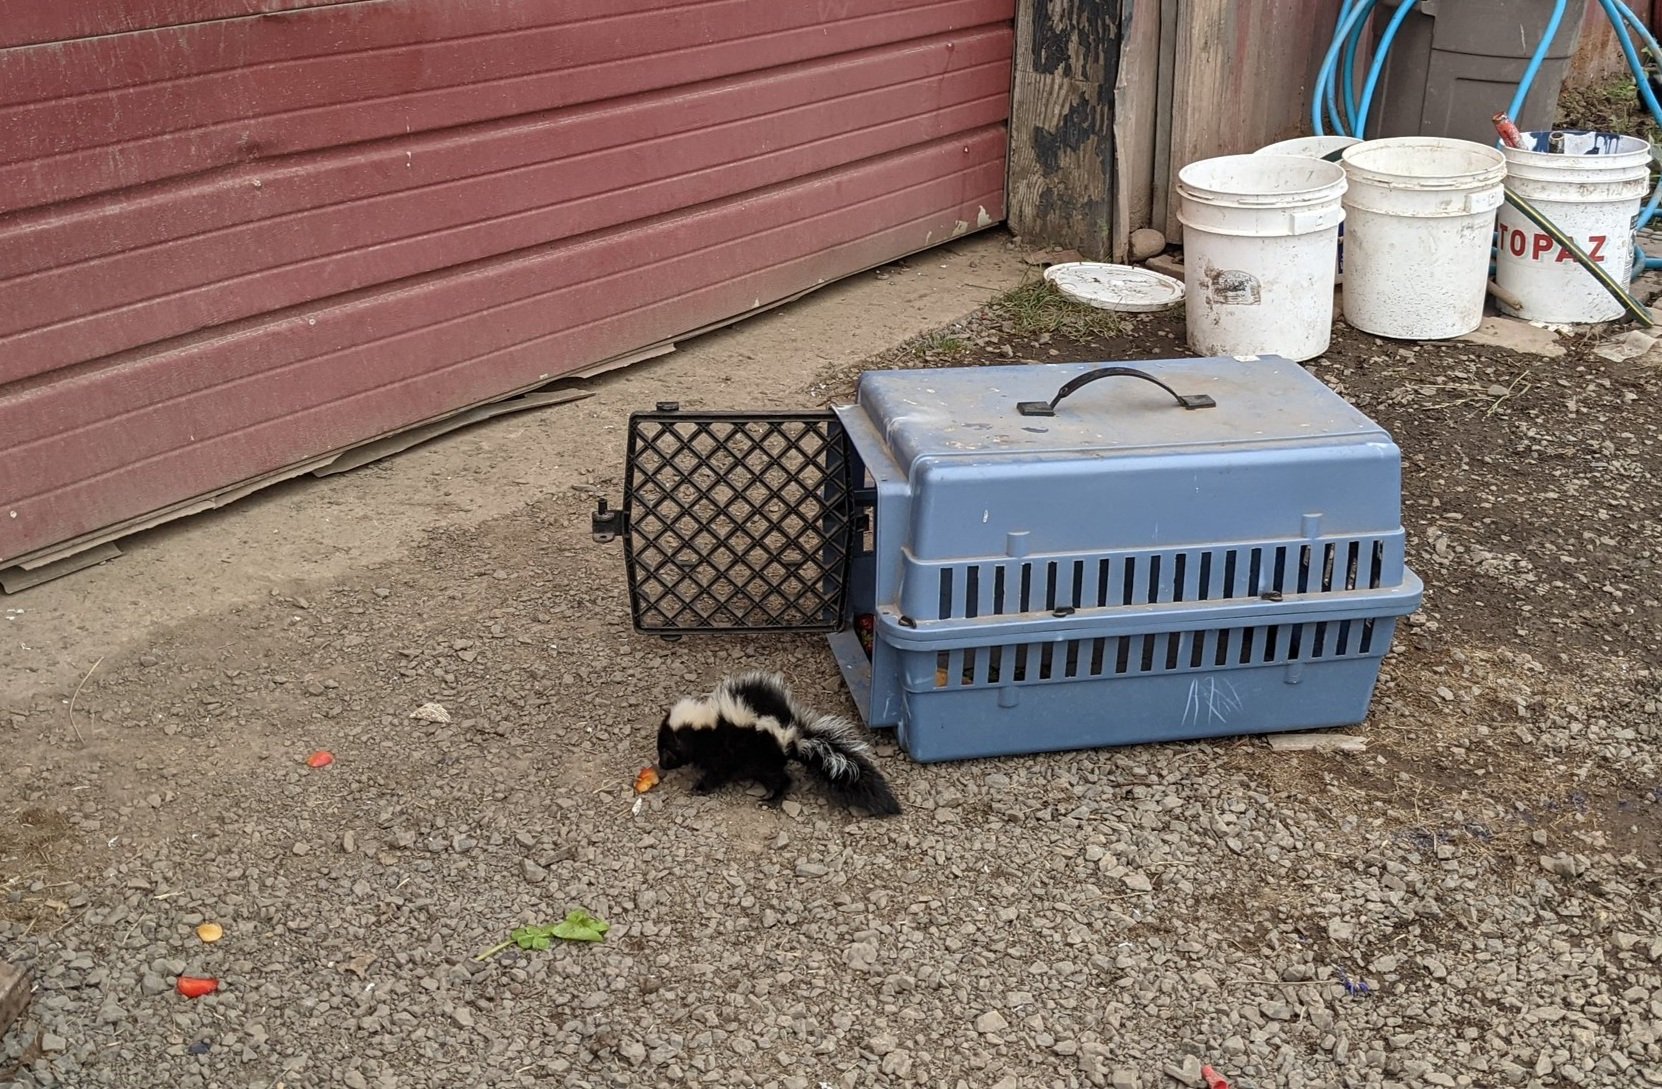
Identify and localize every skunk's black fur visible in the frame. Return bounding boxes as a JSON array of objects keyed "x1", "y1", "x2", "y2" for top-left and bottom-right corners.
[{"x1": 656, "y1": 671, "x2": 902, "y2": 817}]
